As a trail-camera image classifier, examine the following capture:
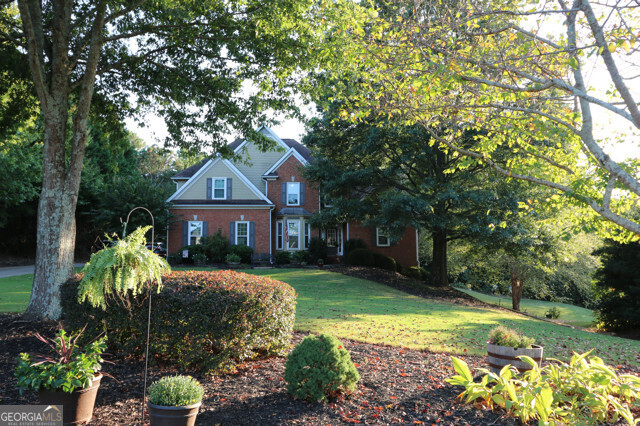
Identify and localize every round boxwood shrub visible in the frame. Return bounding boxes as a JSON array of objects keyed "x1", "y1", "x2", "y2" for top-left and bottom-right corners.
[
  {"x1": 148, "y1": 375, "x2": 204, "y2": 406},
  {"x1": 373, "y1": 253, "x2": 397, "y2": 272},
  {"x1": 275, "y1": 251, "x2": 291, "y2": 265},
  {"x1": 61, "y1": 270, "x2": 296, "y2": 373},
  {"x1": 228, "y1": 244, "x2": 253, "y2": 264},
  {"x1": 284, "y1": 334, "x2": 360, "y2": 402},
  {"x1": 345, "y1": 248, "x2": 374, "y2": 267},
  {"x1": 402, "y1": 266, "x2": 424, "y2": 281}
]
